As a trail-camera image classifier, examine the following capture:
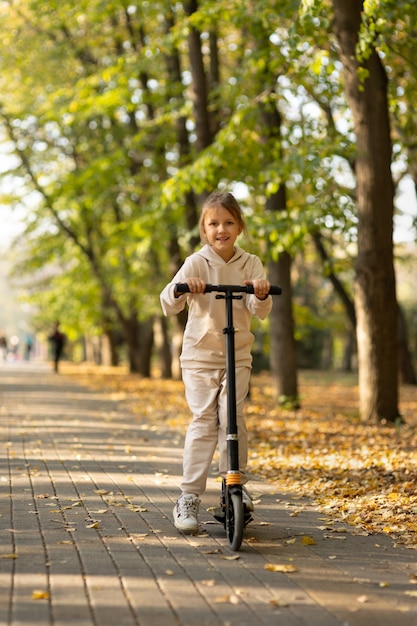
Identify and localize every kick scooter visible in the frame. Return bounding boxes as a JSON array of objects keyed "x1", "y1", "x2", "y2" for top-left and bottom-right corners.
[{"x1": 176, "y1": 283, "x2": 282, "y2": 551}]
